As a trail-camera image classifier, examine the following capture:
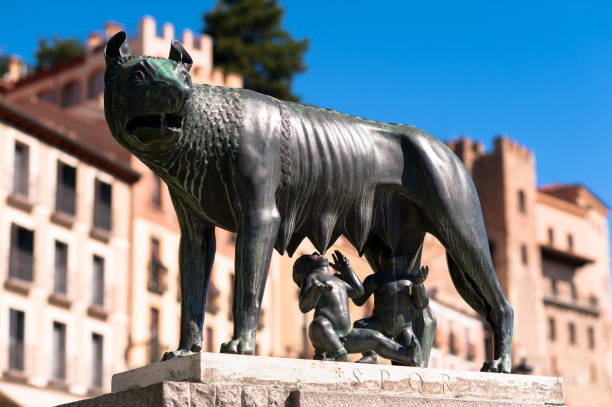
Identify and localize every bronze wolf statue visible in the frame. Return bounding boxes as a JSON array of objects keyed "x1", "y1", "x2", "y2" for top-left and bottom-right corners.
[{"x1": 103, "y1": 32, "x2": 513, "y2": 372}]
